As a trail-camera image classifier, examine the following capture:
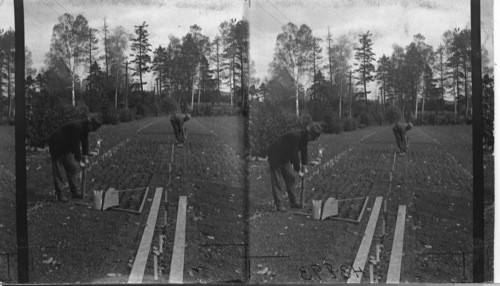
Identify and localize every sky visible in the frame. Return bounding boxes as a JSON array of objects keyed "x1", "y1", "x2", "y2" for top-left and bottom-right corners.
[
  {"x1": 246, "y1": 0, "x2": 494, "y2": 99},
  {"x1": 0, "y1": 0, "x2": 494, "y2": 95},
  {"x1": 0, "y1": 0, "x2": 242, "y2": 90}
]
